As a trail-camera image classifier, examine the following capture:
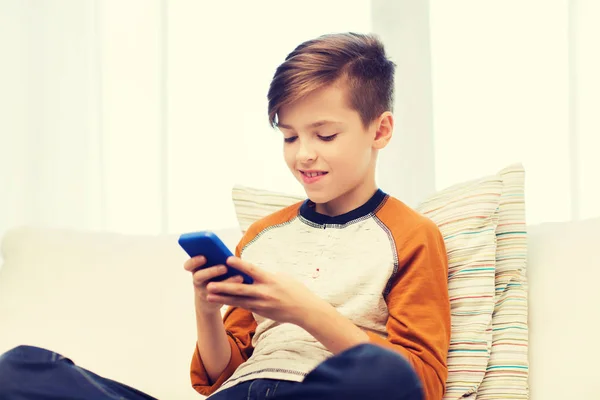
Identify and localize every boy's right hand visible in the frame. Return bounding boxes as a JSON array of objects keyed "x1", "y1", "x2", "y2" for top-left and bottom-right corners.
[{"x1": 183, "y1": 256, "x2": 244, "y2": 314}]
